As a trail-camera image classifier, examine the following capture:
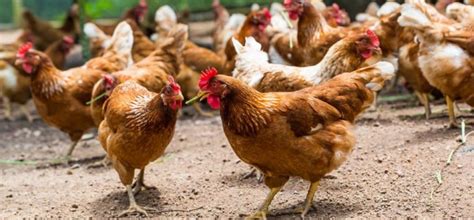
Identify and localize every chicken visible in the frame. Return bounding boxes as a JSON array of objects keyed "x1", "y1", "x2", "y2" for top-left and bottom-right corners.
[
  {"x1": 232, "y1": 29, "x2": 382, "y2": 92},
  {"x1": 84, "y1": 22, "x2": 134, "y2": 73},
  {"x1": 271, "y1": 0, "x2": 346, "y2": 66},
  {"x1": 221, "y1": 8, "x2": 272, "y2": 75},
  {"x1": 188, "y1": 61, "x2": 394, "y2": 219},
  {"x1": 90, "y1": 24, "x2": 187, "y2": 126},
  {"x1": 212, "y1": 0, "x2": 230, "y2": 51},
  {"x1": 45, "y1": 36, "x2": 76, "y2": 70},
  {"x1": 0, "y1": 59, "x2": 31, "y2": 122},
  {"x1": 398, "y1": 41, "x2": 435, "y2": 119},
  {"x1": 13, "y1": 22, "x2": 132, "y2": 158},
  {"x1": 0, "y1": 35, "x2": 75, "y2": 122},
  {"x1": 58, "y1": 1, "x2": 81, "y2": 41},
  {"x1": 398, "y1": 0, "x2": 474, "y2": 127},
  {"x1": 94, "y1": 0, "x2": 148, "y2": 35},
  {"x1": 21, "y1": 11, "x2": 65, "y2": 51},
  {"x1": 98, "y1": 78, "x2": 183, "y2": 217},
  {"x1": 213, "y1": 14, "x2": 247, "y2": 54},
  {"x1": 322, "y1": 3, "x2": 351, "y2": 27}
]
